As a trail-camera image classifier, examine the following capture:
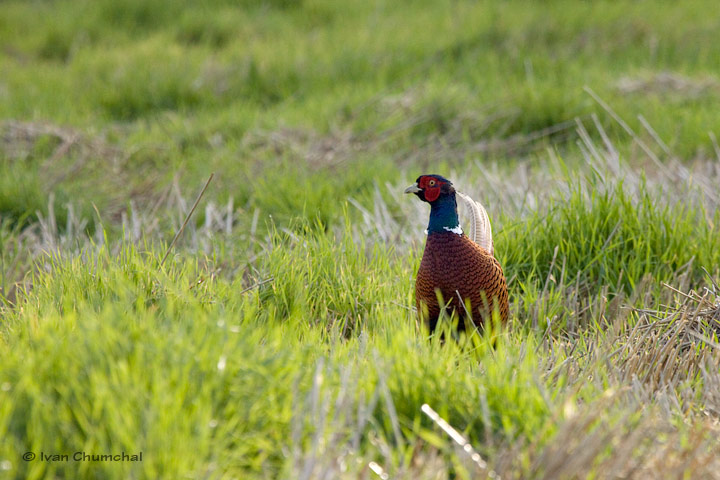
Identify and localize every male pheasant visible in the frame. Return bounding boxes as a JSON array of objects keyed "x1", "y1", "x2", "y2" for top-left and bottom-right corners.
[{"x1": 405, "y1": 174, "x2": 508, "y2": 333}]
